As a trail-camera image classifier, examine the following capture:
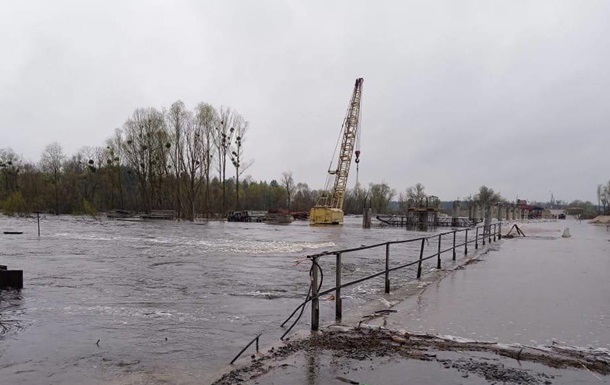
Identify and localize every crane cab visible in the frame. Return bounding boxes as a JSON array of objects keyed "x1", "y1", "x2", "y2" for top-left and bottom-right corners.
[{"x1": 309, "y1": 207, "x2": 344, "y2": 225}]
